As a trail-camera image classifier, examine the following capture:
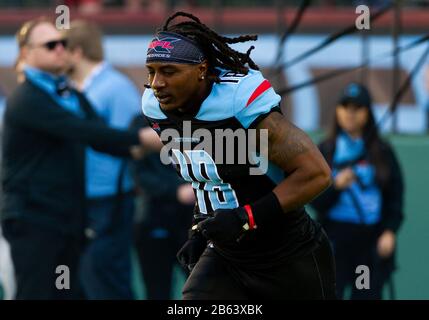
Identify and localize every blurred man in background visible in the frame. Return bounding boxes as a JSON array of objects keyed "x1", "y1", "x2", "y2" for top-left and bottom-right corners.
[
  {"x1": 65, "y1": 20, "x2": 142, "y2": 299},
  {"x1": 0, "y1": 59, "x2": 24, "y2": 301},
  {"x1": 1, "y1": 17, "x2": 159, "y2": 299}
]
